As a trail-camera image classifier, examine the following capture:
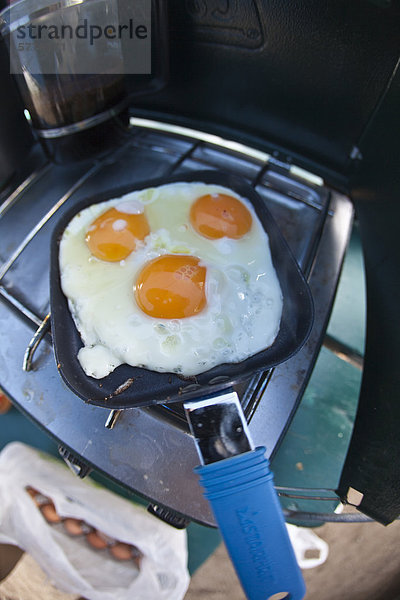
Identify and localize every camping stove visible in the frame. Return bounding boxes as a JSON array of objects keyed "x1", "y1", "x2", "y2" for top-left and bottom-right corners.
[{"x1": 0, "y1": 118, "x2": 352, "y2": 526}]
